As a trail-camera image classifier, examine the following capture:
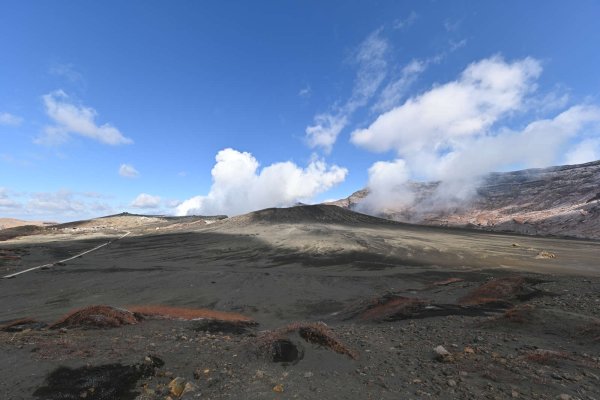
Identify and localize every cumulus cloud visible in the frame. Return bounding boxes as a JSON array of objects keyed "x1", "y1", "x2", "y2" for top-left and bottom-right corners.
[
  {"x1": 175, "y1": 148, "x2": 348, "y2": 216},
  {"x1": 352, "y1": 56, "x2": 542, "y2": 155},
  {"x1": 119, "y1": 164, "x2": 139, "y2": 178},
  {"x1": 131, "y1": 193, "x2": 162, "y2": 209},
  {"x1": 352, "y1": 56, "x2": 600, "y2": 214},
  {"x1": 0, "y1": 112, "x2": 23, "y2": 126},
  {"x1": 305, "y1": 30, "x2": 388, "y2": 152},
  {"x1": 37, "y1": 90, "x2": 132, "y2": 145}
]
